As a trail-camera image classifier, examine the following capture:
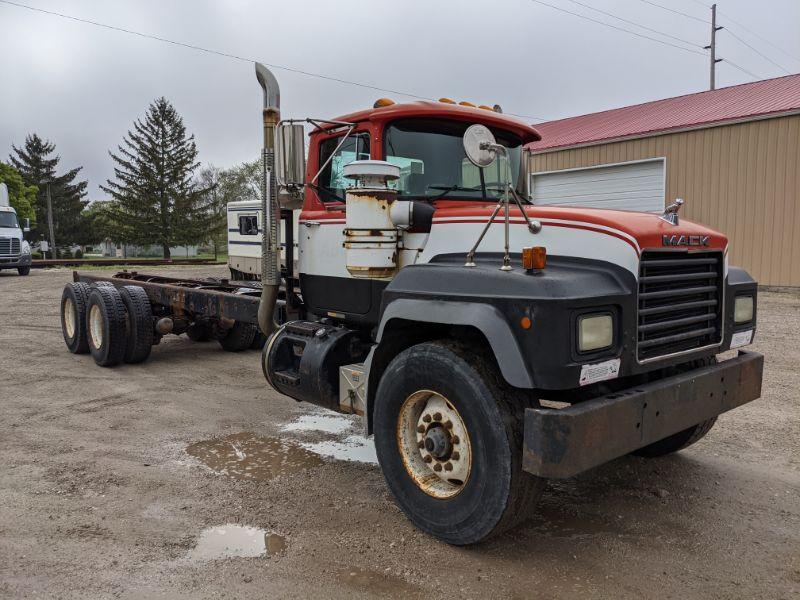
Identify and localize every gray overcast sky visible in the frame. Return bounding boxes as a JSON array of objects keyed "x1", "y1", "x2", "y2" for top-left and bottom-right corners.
[{"x1": 2, "y1": 0, "x2": 798, "y2": 197}]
